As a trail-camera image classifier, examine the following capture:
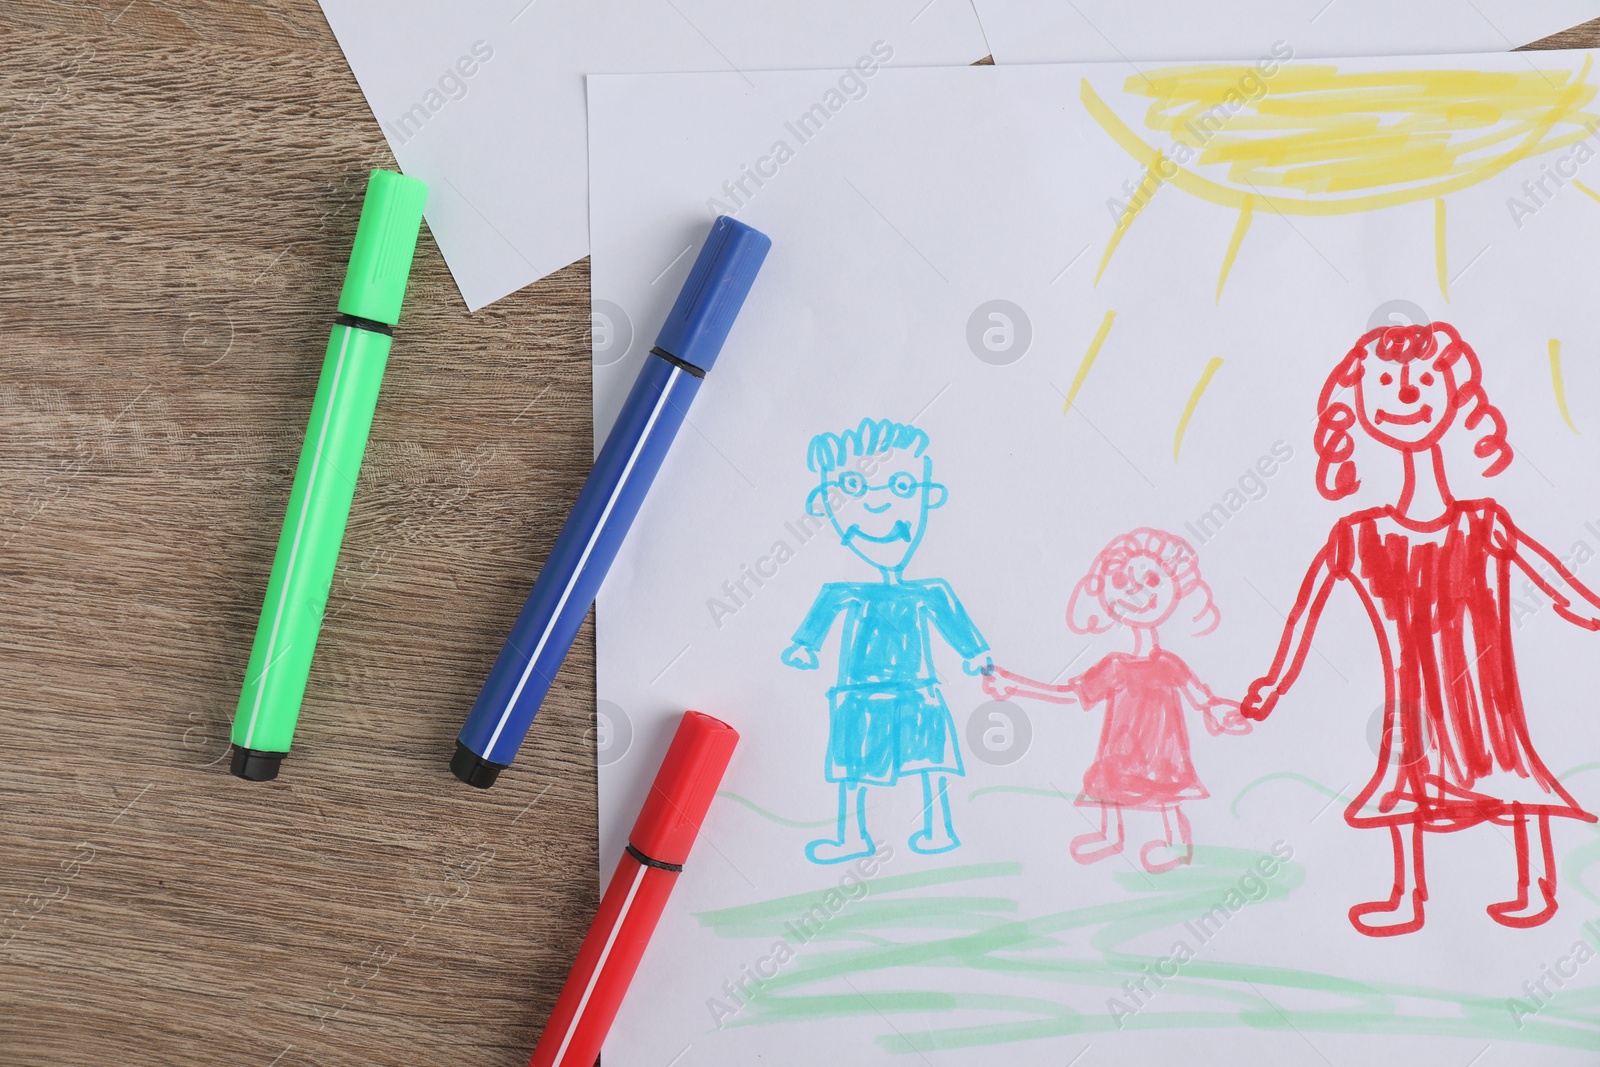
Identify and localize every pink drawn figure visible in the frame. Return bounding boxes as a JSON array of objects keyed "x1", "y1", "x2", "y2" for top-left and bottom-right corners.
[
  {"x1": 984, "y1": 528, "x2": 1249, "y2": 874},
  {"x1": 1243, "y1": 321, "x2": 1600, "y2": 937}
]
